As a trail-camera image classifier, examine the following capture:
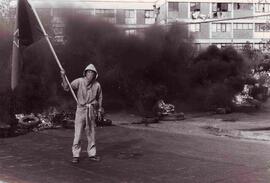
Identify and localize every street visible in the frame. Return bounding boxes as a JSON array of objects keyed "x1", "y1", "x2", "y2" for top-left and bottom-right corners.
[{"x1": 1, "y1": 125, "x2": 270, "y2": 183}]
